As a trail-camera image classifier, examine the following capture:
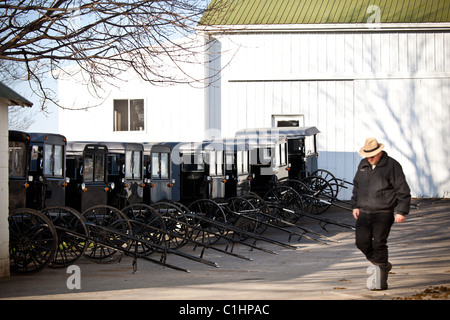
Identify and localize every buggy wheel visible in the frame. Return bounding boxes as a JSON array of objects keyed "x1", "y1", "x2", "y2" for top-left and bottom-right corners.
[
  {"x1": 301, "y1": 176, "x2": 334, "y2": 214},
  {"x1": 277, "y1": 178, "x2": 311, "y2": 213},
  {"x1": 243, "y1": 192, "x2": 268, "y2": 208},
  {"x1": 122, "y1": 204, "x2": 167, "y2": 255},
  {"x1": 242, "y1": 193, "x2": 275, "y2": 229},
  {"x1": 278, "y1": 178, "x2": 310, "y2": 195},
  {"x1": 263, "y1": 186, "x2": 303, "y2": 224},
  {"x1": 41, "y1": 206, "x2": 89, "y2": 268},
  {"x1": 9, "y1": 208, "x2": 58, "y2": 274},
  {"x1": 151, "y1": 202, "x2": 191, "y2": 250},
  {"x1": 82, "y1": 205, "x2": 132, "y2": 263},
  {"x1": 311, "y1": 169, "x2": 339, "y2": 198},
  {"x1": 188, "y1": 199, "x2": 227, "y2": 245},
  {"x1": 226, "y1": 197, "x2": 267, "y2": 239}
]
